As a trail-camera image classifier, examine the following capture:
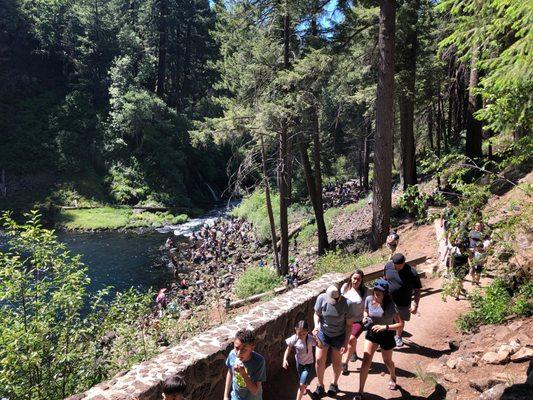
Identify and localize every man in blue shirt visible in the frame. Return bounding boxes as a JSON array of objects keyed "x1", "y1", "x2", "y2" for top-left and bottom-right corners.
[{"x1": 224, "y1": 329, "x2": 266, "y2": 400}]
